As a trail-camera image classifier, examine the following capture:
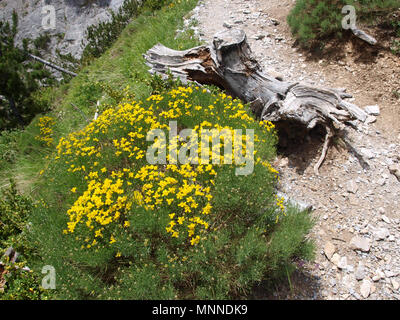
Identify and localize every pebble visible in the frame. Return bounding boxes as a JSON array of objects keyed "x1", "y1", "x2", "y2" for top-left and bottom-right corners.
[
  {"x1": 331, "y1": 253, "x2": 341, "y2": 267},
  {"x1": 223, "y1": 22, "x2": 232, "y2": 29},
  {"x1": 378, "y1": 207, "x2": 385, "y2": 214},
  {"x1": 391, "y1": 279, "x2": 400, "y2": 291},
  {"x1": 350, "y1": 236, "x2": 371, "y2": 252},
  {"x1": 324, "y1": 241, "x2": 336, "y2": 260},
  {"x1": 364, "y1": 105, "x2": 380, "y2": 116},
  {"x1": 254, "y1": 34, "x2": 265, "y2": 40},
  {"x1": 270, "y1": 18, "x2": 279, "y2": 25},
  {"x1": 360, "y1": 280, "x2": 371, "y2": 298},
  {"x1": 360, "y1": 148, "x2": 375, "y2": 159},
  {"x1": 374, "y1": 228, "x2": 390, "y2": 240},
  {"x1": 338, "y1": 256, "x2": 348, "y2": 270},
  {"x1": 355, "y1": 262, "x2": 366, "y2": 280},
  {"x1": 346, "y1": 180, "x2": 358, "y2": 193},
  {"x1": 365, "y1": 116, "x2": 377, "y2": 124}
]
